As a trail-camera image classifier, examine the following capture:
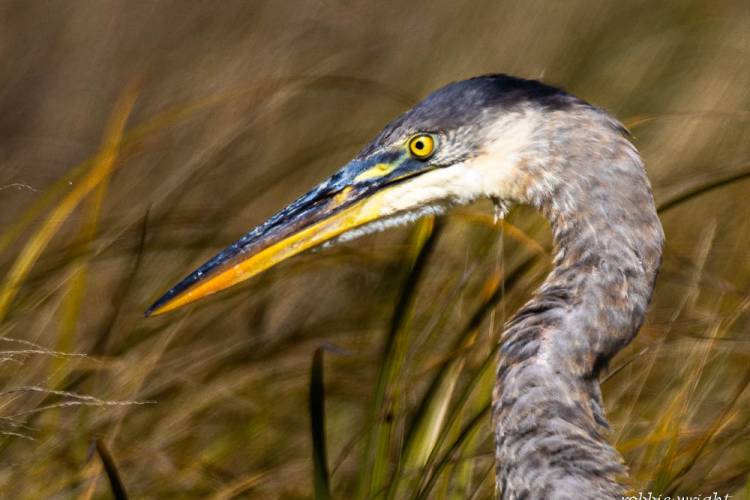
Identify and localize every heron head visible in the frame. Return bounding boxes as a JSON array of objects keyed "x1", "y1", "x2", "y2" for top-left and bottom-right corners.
[{"x1": 146, "y1": 74, "x2": 576, "y2": 316}]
